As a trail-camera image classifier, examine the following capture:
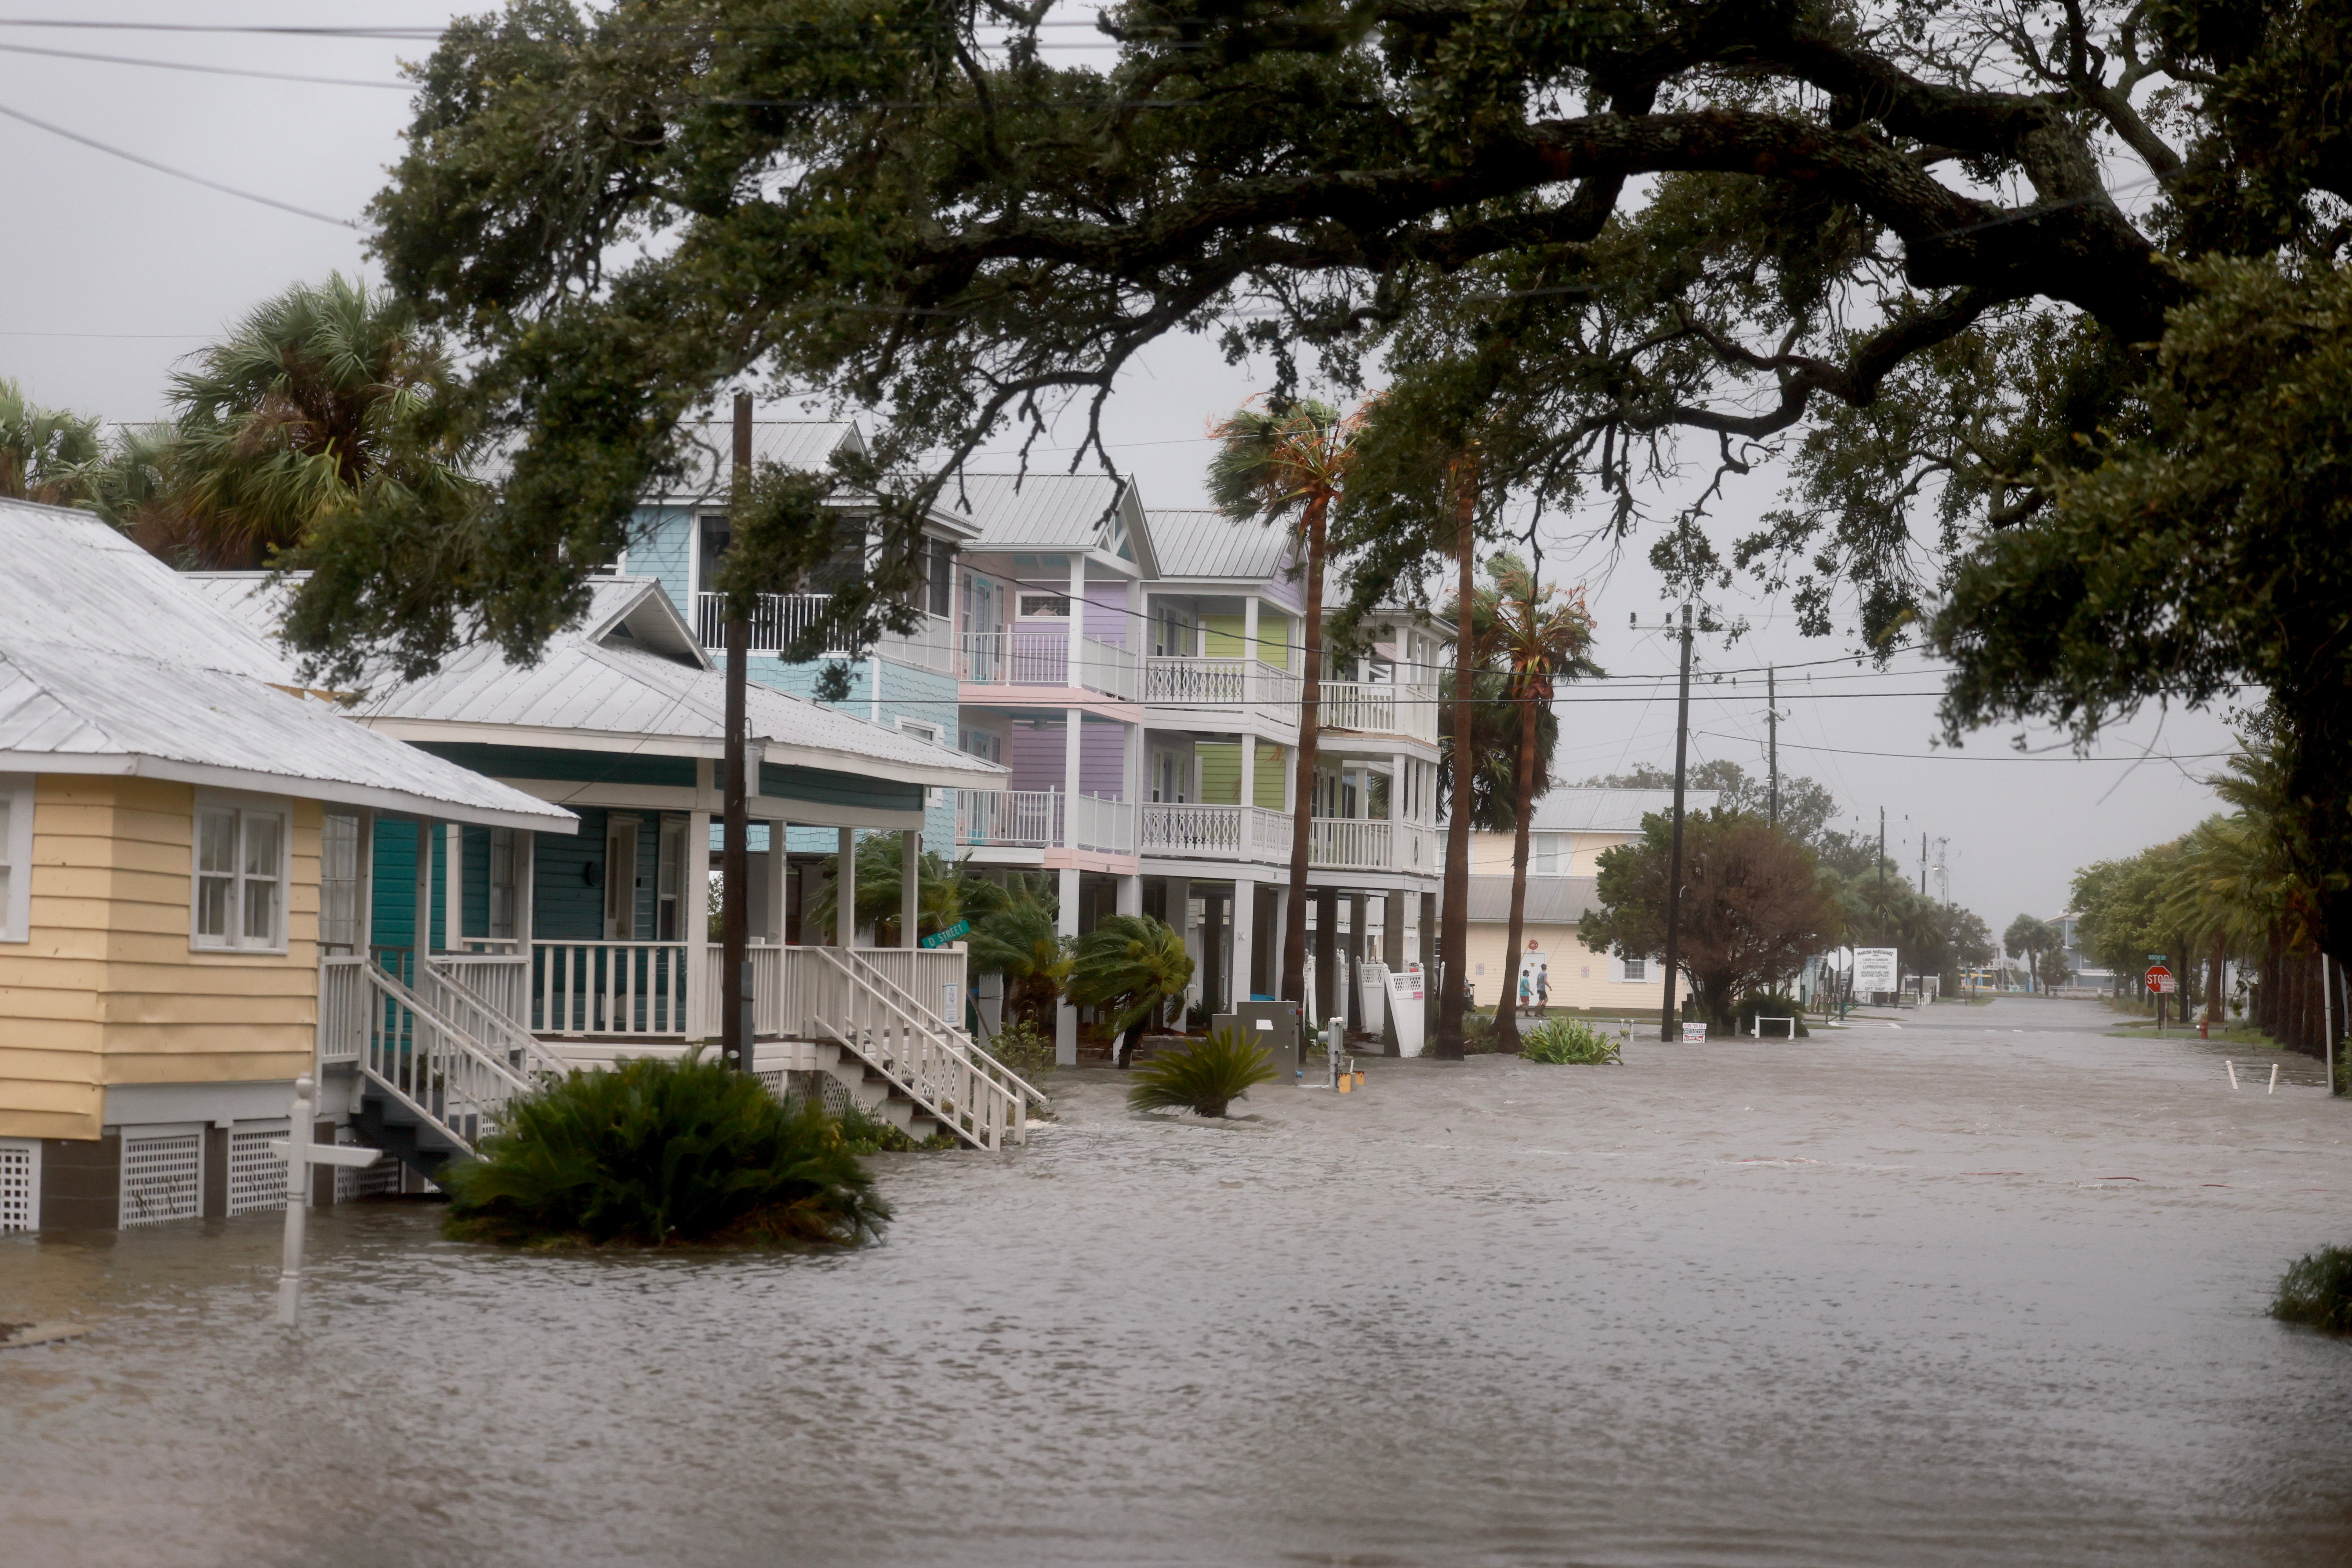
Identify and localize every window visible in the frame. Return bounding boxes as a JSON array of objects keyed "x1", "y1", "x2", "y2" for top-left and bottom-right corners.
[
  {"x1": 898, "y1": 719, "x2": 943, "y2": 746},
  {"x1": 488, "y1": 827, "x2": 520, "y2": 941},
  {"x1": 656, "y1": 818, "x2": 686, "y2": 942},
  {"x1": 1018, "y1": 593, "x2": 1071, "y2": 619},
  {"x1": 1615, "y1": 953, "x2": 1648, "y2": 984},
  {"x1": 1531, "y1": 833, "x2": 1570, "y2": 877},
  {"x1": 192, "y1": 798, "x2": 287, "y2": 952},
  {"x1": 604, "y1": 818, "x2": 640, "y2": 940},
  {"x1": 959, "y1": 728, "x2": 1002, "y2": 763},
  {"x1": 921, "y1": 536, "x2": 956, "y2": 618},
  {"x1": 321, "y1": 813, "x2": 363, "y2": 952},
  {"x1": 0, "y1": 774, "x2": 31, "y2": 942}
]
